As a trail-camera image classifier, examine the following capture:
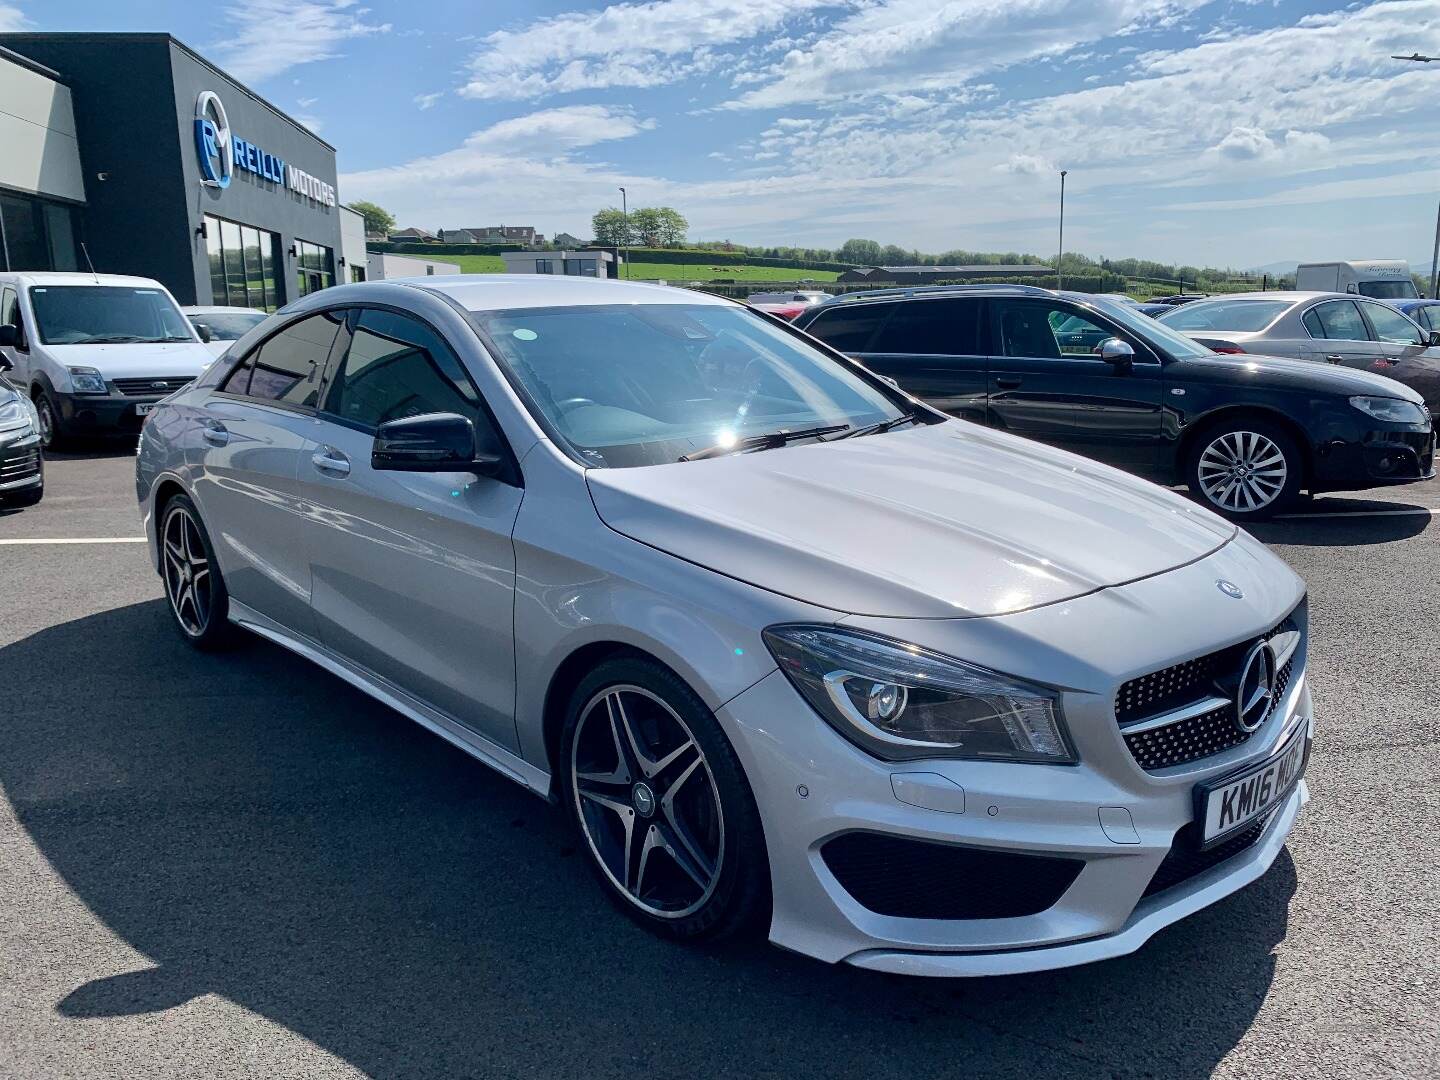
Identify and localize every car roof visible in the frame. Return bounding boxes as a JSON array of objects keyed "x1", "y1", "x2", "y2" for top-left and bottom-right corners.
[
  {"x1": 1172, "y1": 291, "x2": 1356, "y2": 304},
  {"x1": 0, "y1": 271, "x2": 167, "y2": 289},
  {"x1": 408, "y1": 274, "x2": 730, "y2": 311},
  {"x1": 181, "y1": 306, "x2": 266, "y2": 315}
]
